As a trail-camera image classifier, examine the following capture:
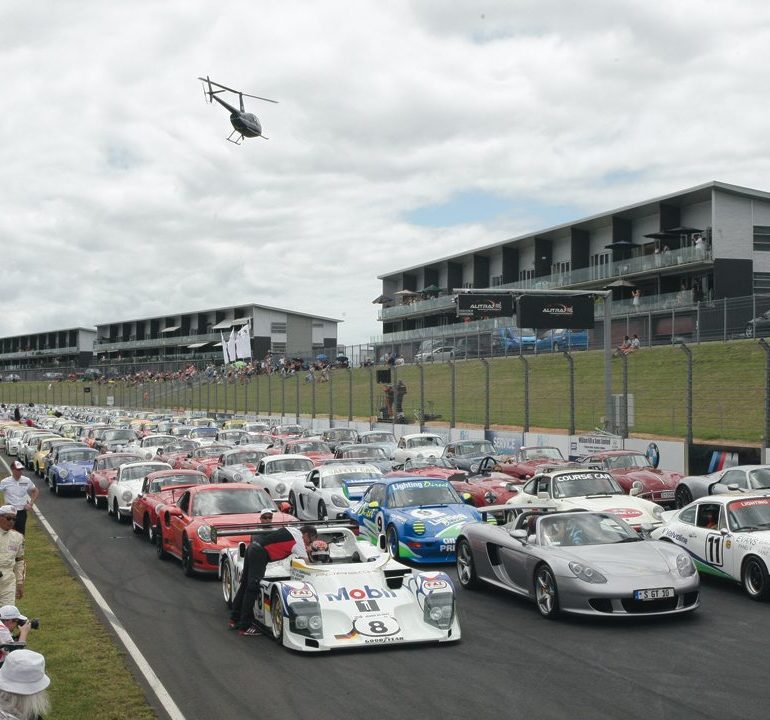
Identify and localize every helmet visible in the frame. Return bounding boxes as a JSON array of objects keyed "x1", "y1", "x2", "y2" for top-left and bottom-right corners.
[{"x1": 309, "y1": 539, "x2": 330, "y2": 563}]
